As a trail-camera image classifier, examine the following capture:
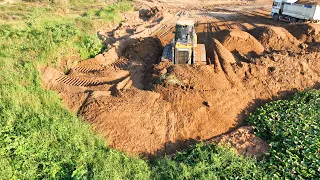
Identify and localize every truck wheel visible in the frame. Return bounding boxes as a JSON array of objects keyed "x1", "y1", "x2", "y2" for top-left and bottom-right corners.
[
  {"x1": 272, "y1": 13, "x2": 279, "y2": 21},
  {"x1": 290, "y1": 18, "x2": 297, "y2": 23},
  {"x1": 298, "y1": 19, "x2": 304, "y2": 23}
]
